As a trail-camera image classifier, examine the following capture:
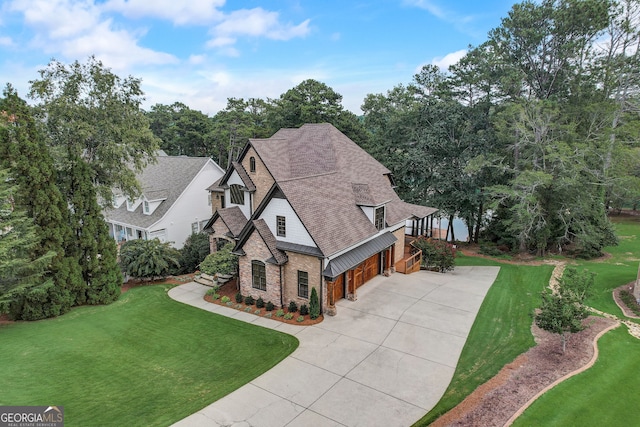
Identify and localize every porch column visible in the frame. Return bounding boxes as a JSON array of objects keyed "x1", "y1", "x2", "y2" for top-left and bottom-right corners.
[{"x1": 325, "y1": 279, "x2": 337, "y2": 316}]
